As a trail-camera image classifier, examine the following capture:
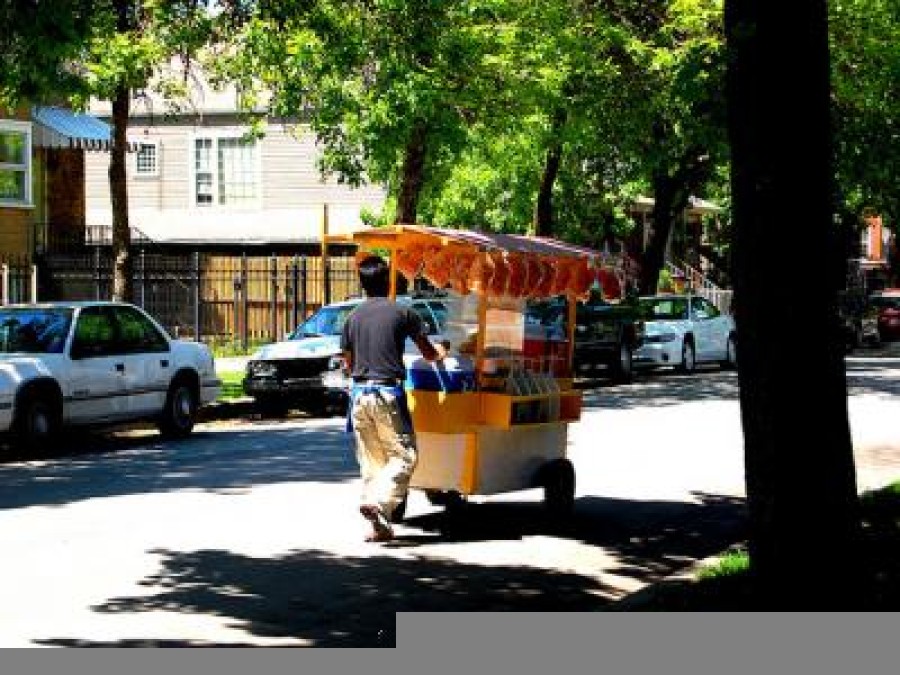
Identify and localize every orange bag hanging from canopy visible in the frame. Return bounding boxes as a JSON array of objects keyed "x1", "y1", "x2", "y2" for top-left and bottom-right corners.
[
  {"x1": 467, "y1": 252, "x2": 490, "y2": 295},
  {"x1": 449, "y1": 250, "x2": 476, "y2": 295},
  {"x1": 568, "y1": 258, "x2": 595, "y2": 299},
  {"x1": 422, "y1": 247, "x2": 454, "y2": 289},
  {"x1": 486, "y1": 251, "x2": 509, "y2": 298},
  {"x1": 534, "y1": 256, "x2": 556, "y2": 298},
  {"x1": 395, "y1": 245, "x2": 424, "y2": 282}
]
